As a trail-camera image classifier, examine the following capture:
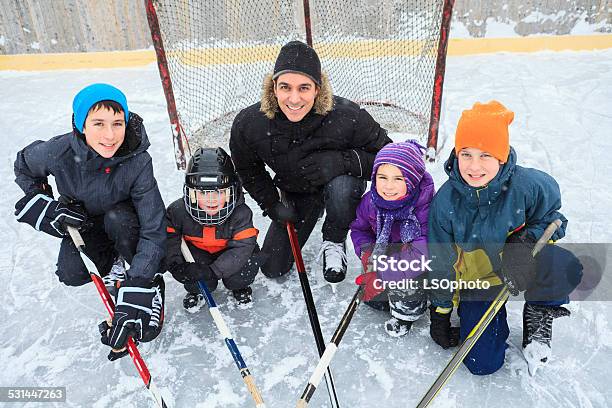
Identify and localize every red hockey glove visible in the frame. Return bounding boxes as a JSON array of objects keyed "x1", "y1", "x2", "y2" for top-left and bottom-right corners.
[{"x1": 355, "y1": 272, "x2": 385, "y2": 302}]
